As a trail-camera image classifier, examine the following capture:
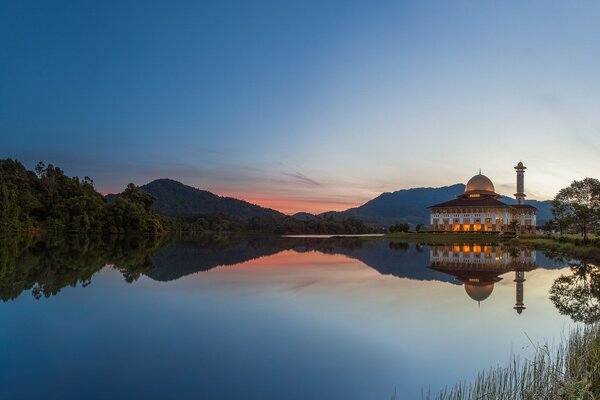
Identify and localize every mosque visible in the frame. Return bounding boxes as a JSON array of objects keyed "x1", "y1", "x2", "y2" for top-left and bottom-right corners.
[{"x1": 429, "y1": 162, "x2": 537, "y2": 233}]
